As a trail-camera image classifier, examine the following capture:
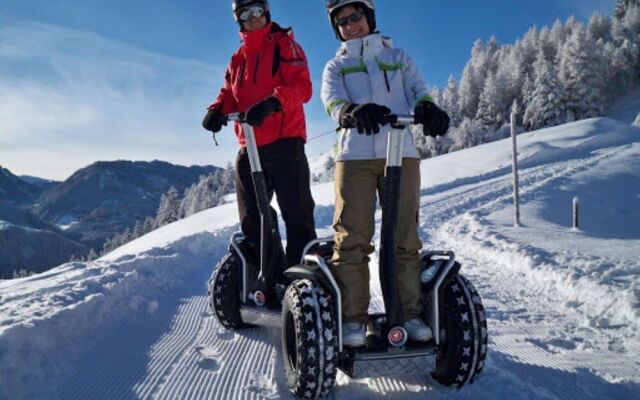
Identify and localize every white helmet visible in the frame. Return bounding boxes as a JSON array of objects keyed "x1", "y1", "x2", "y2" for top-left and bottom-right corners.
[{"x1": 325, "y1": 0, "x2": 376, "y2": 41}]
